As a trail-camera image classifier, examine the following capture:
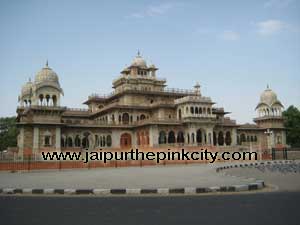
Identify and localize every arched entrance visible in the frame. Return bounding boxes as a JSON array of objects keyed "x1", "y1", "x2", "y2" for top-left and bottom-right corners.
[
  {"x1": 196, "y1": 129, "x2": 202, "y2": 144},
  {"x1": 168, "y1": 131, "x2": 175, "y2": 144},
  {"x1": 177, "y1": 131, "x2": 184, "y2": 143},
  {"x1": 218, "y1": 131, "x2": 224, "y2": 146},
  {"x1": 225, "y1": 131, "x2": 232, "y2": 146},
  {"x1": 120, "y1": 133, "x2": 132, "y2": 149}
]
